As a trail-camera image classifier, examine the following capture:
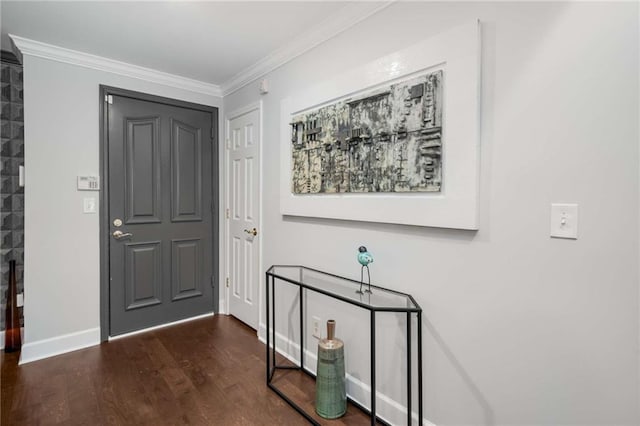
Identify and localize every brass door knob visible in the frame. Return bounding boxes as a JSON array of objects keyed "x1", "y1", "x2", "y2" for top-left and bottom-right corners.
[{"x1": 243, "y1": 228, "x2": 258, "y2": 236}]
